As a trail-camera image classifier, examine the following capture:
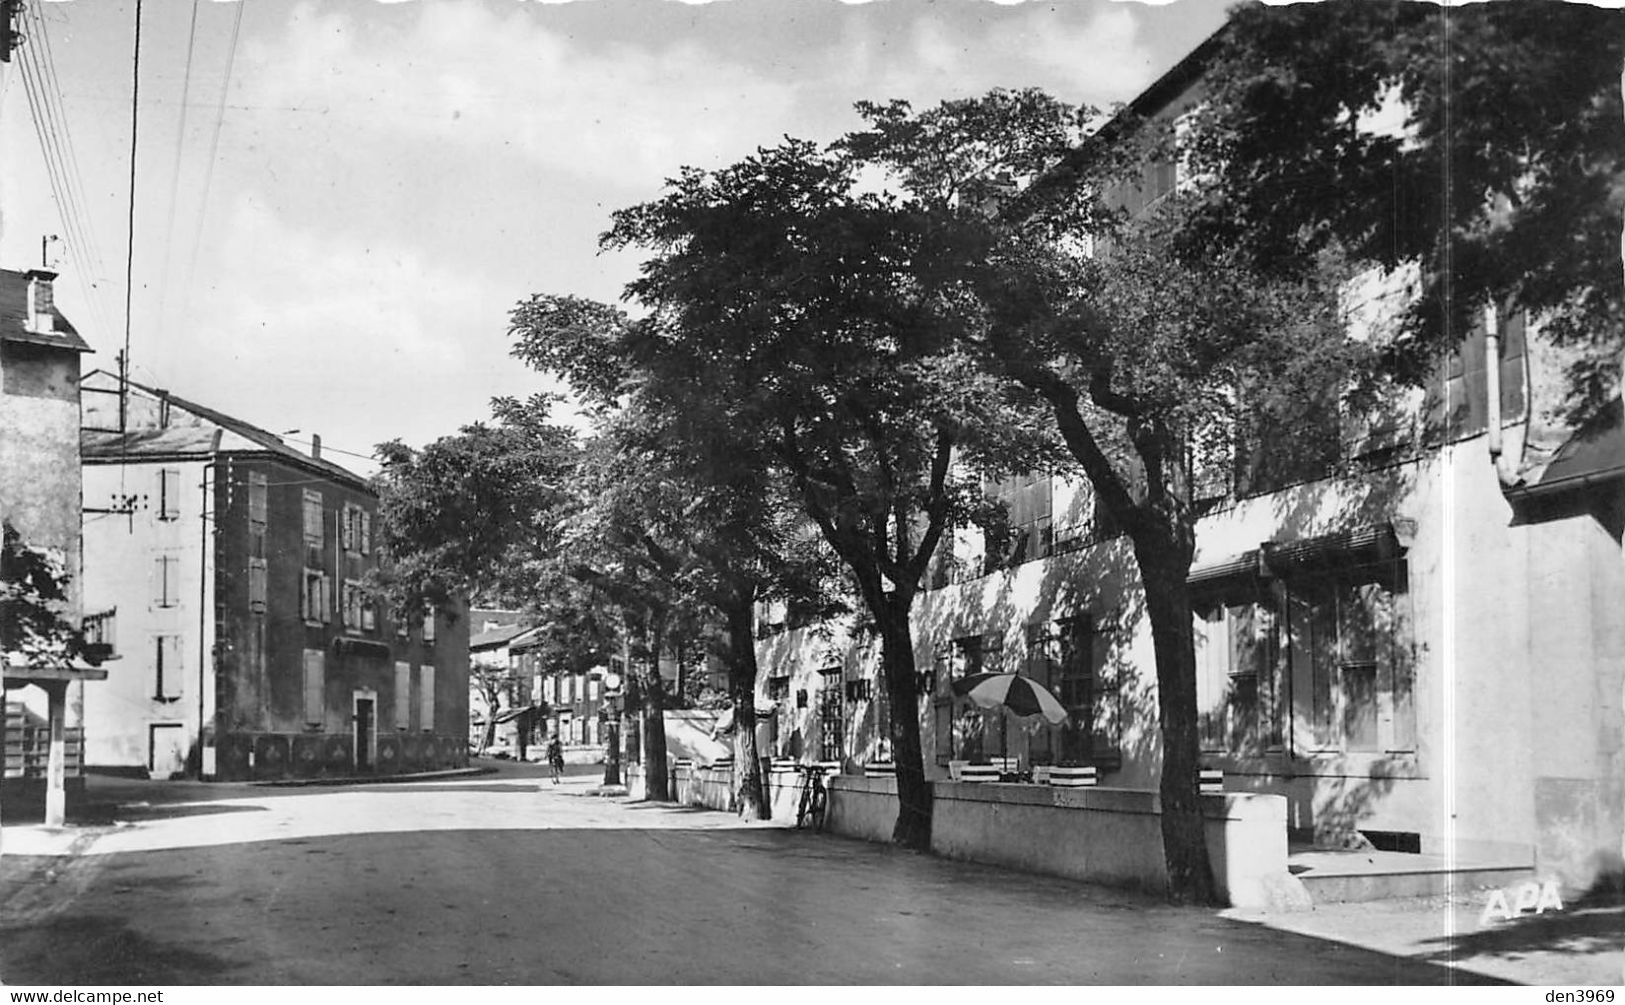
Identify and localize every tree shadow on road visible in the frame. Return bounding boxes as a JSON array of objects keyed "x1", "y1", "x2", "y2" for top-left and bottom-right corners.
[{"x1": 0, "y1": 913, "x2": 242, "y2": 985}]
